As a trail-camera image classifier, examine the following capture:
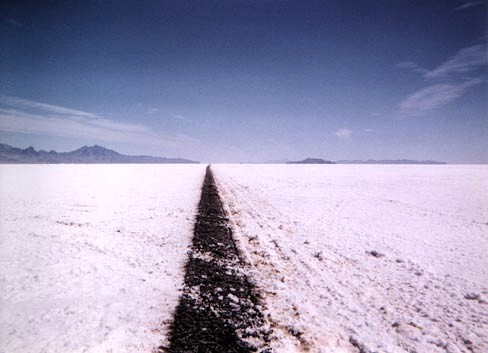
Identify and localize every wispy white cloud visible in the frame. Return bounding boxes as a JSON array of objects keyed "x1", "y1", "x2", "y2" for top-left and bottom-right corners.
[
  {"x1": 0, "y1": 96, "x2": 184, "y2": 147},
  {"x1": 170, "y1": 113, "x2": 186, "y2": 120},
  {"x1": 397, "y1": 78, "x2": 483, "y2": 117},
  {"x1": 397, "y1": 61, "x2": 428, "y2": 75},
  {"x1": 145, "y1": 107, "x2": 159, "y2": 114},
  {"x1": 335, "y1": 128, "x2": 352, "y2": 139},
  {"x1": 455, "y1": 1, "x2": 485, "y2": 11},
  {"x1": 1, "y1": 96, "x2": 97, "y2": 118},
  {"x1": 395, "y1": 43, "x2": 486, "y2": 117},
  {"x1": 424, "y1": 44, "x2": 487, "y2": 79},
  {"x1": 397, "y1": 44, "x2": 487, "y2": 80},
  {"x1": 5, "y1": 19, "x2": 22, "y2": 27}
]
